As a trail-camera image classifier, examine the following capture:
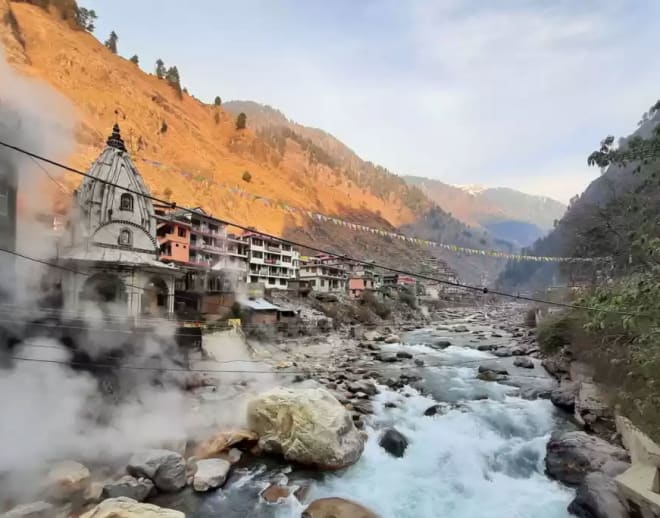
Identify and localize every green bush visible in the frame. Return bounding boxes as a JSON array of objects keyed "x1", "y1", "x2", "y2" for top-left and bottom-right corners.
[
  {"x1": 537, "y1": 312, "x2": 576, "y2": 354},
  {"x1": 242, "y1": 171, "x2": 252, "y2": 182}
]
